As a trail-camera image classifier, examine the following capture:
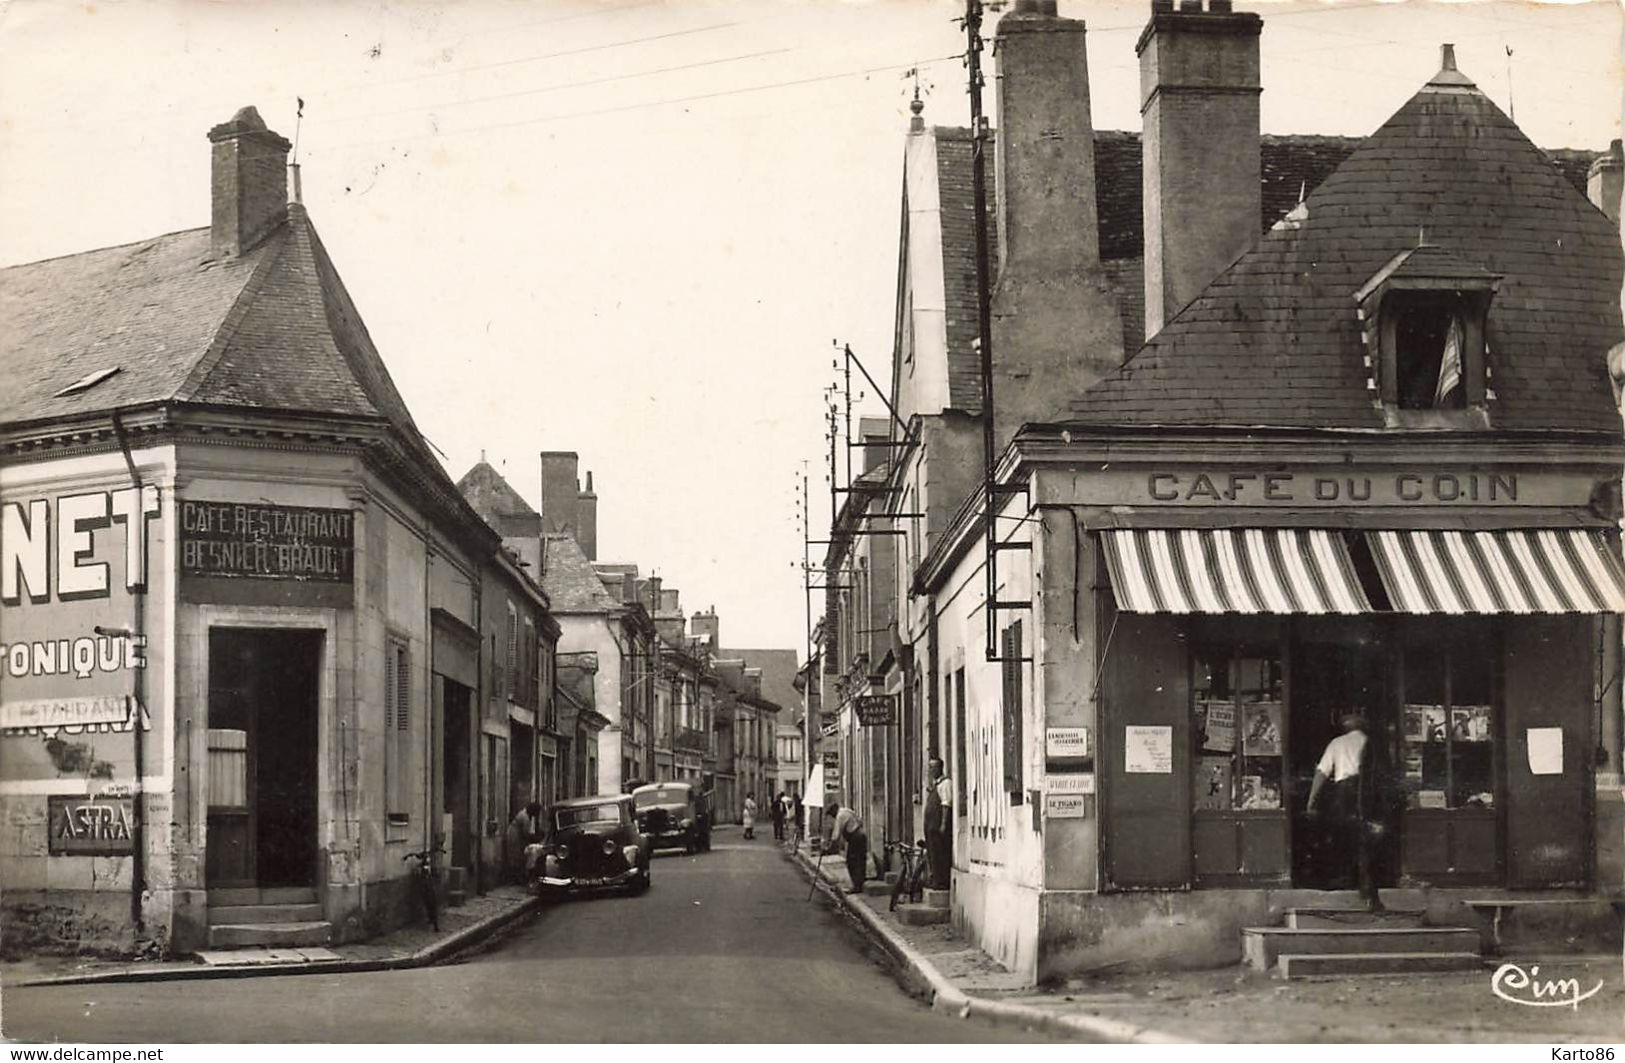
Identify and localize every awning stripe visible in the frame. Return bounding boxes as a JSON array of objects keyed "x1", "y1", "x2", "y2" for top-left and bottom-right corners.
[
  {"x1": 1101, "y1": 529, "x2": 1372, "y2": 615},
  {"x1": 1365, "y1": 529, "x2": 1625, "y2": 614}
]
